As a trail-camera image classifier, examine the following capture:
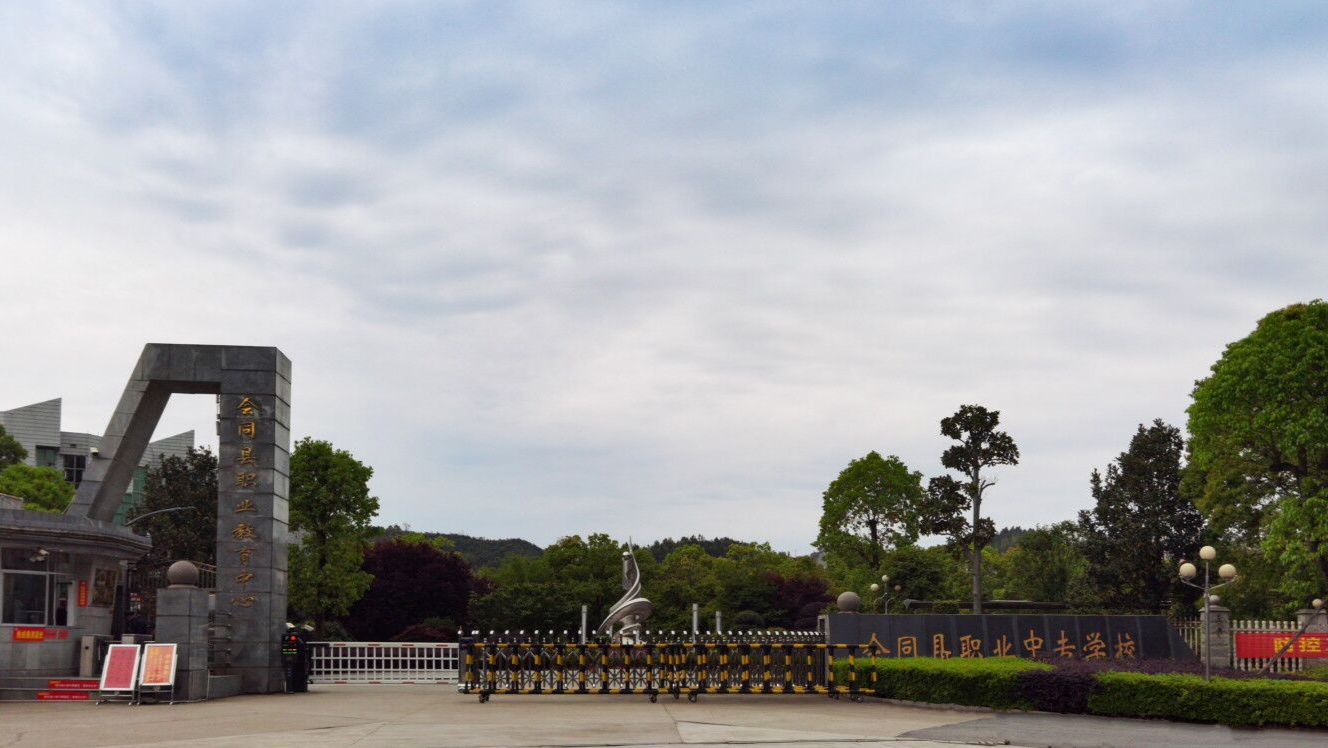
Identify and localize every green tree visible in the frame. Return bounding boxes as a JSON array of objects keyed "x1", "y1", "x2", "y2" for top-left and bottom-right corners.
[
  {"x1": 129, "y1": 448, "x2": 219, "y2": 563},
  {"x1": 1079, "y1": 420, "x2": 1202, "y2": 613},
  {"x1": 870, "y1": 544, "x2": 966, "y2": 609},
  {"x1": 922, "y1": 405, "x2": 1019, "y2": 614},
  {"x1": 0, "y1": 424, "x2": 26, "y2": 470},
  {"x1": 816, "y1": 452, "x2": 924, "y2": 573},
  {"x1": 470, "y1": 533, "x2": 655, "y2": 634},
  {"x1": 126, "y1": 448, "x2": 218, "y2": 618},
  {"x1": 0, "y1": 464, "x2": 74, "y2": 512},
  {"x1": 1186, "y1": 300, "x2": 1328, "y2": 599},
  {"x1": 1003, "y1": 522, "x2": 1088, "y2": 604},
  {"x1": 289, "y1": 438, "x2": 379, "y2": 635},
  {"x1": 650, "y1": 544, "x2": 720, "y2": 630}
]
